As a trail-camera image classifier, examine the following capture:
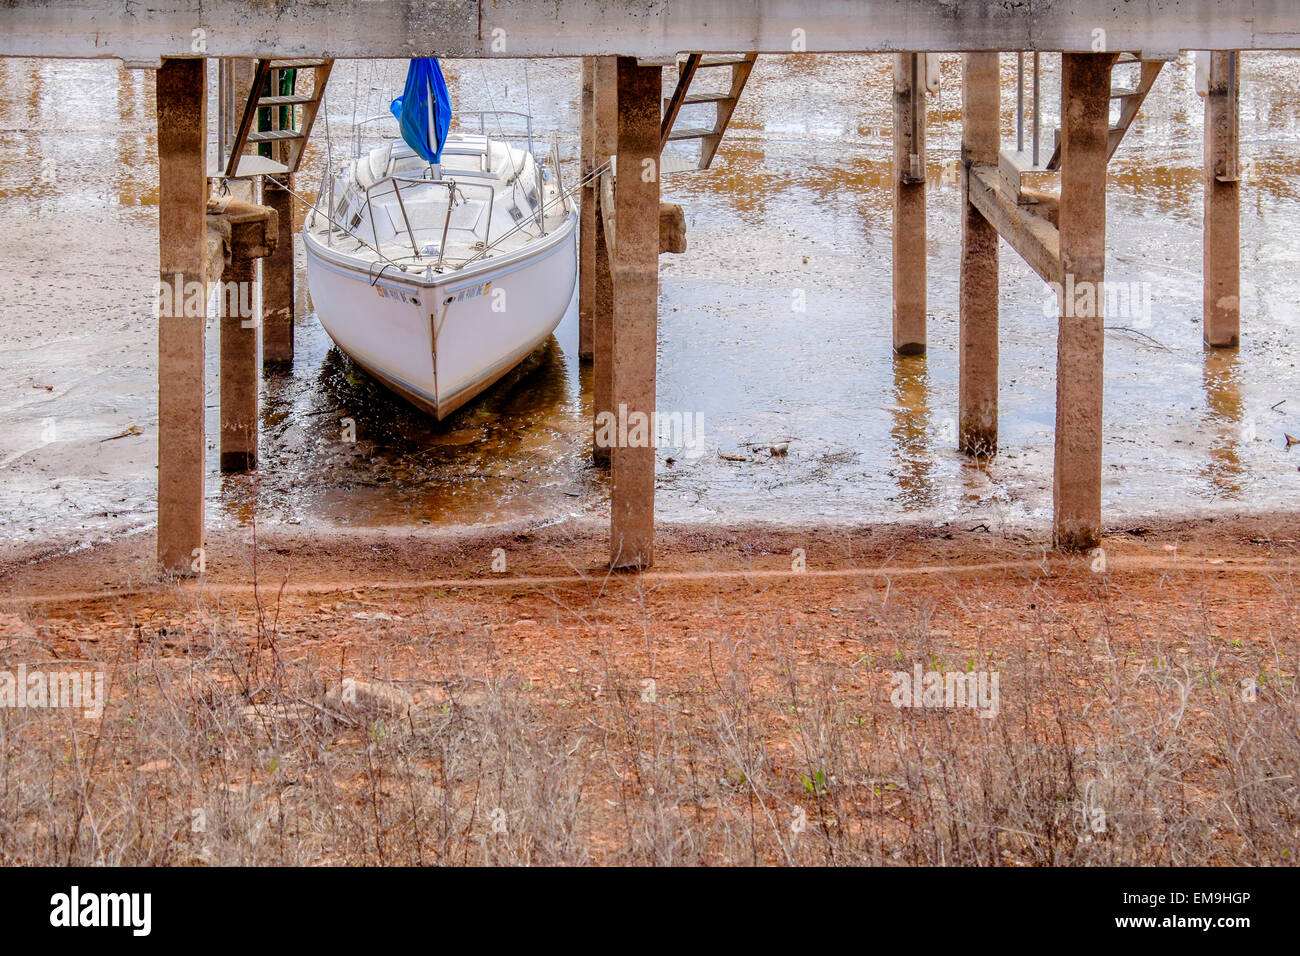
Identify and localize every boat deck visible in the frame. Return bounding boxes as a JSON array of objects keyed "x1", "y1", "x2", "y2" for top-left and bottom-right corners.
[{"x1": 306, "y1": 131, "x2": 569, "y2": 276}]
